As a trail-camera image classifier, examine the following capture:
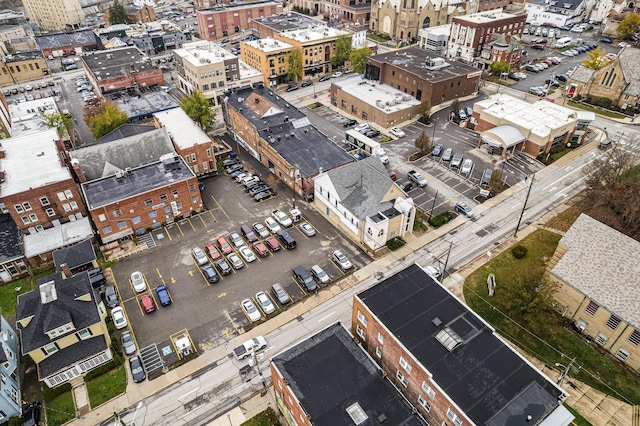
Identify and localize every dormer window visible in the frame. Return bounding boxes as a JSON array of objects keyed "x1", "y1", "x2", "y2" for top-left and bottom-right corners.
[{"x1": 47, "y1": 323, "x2": 74, "y2": 339}]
